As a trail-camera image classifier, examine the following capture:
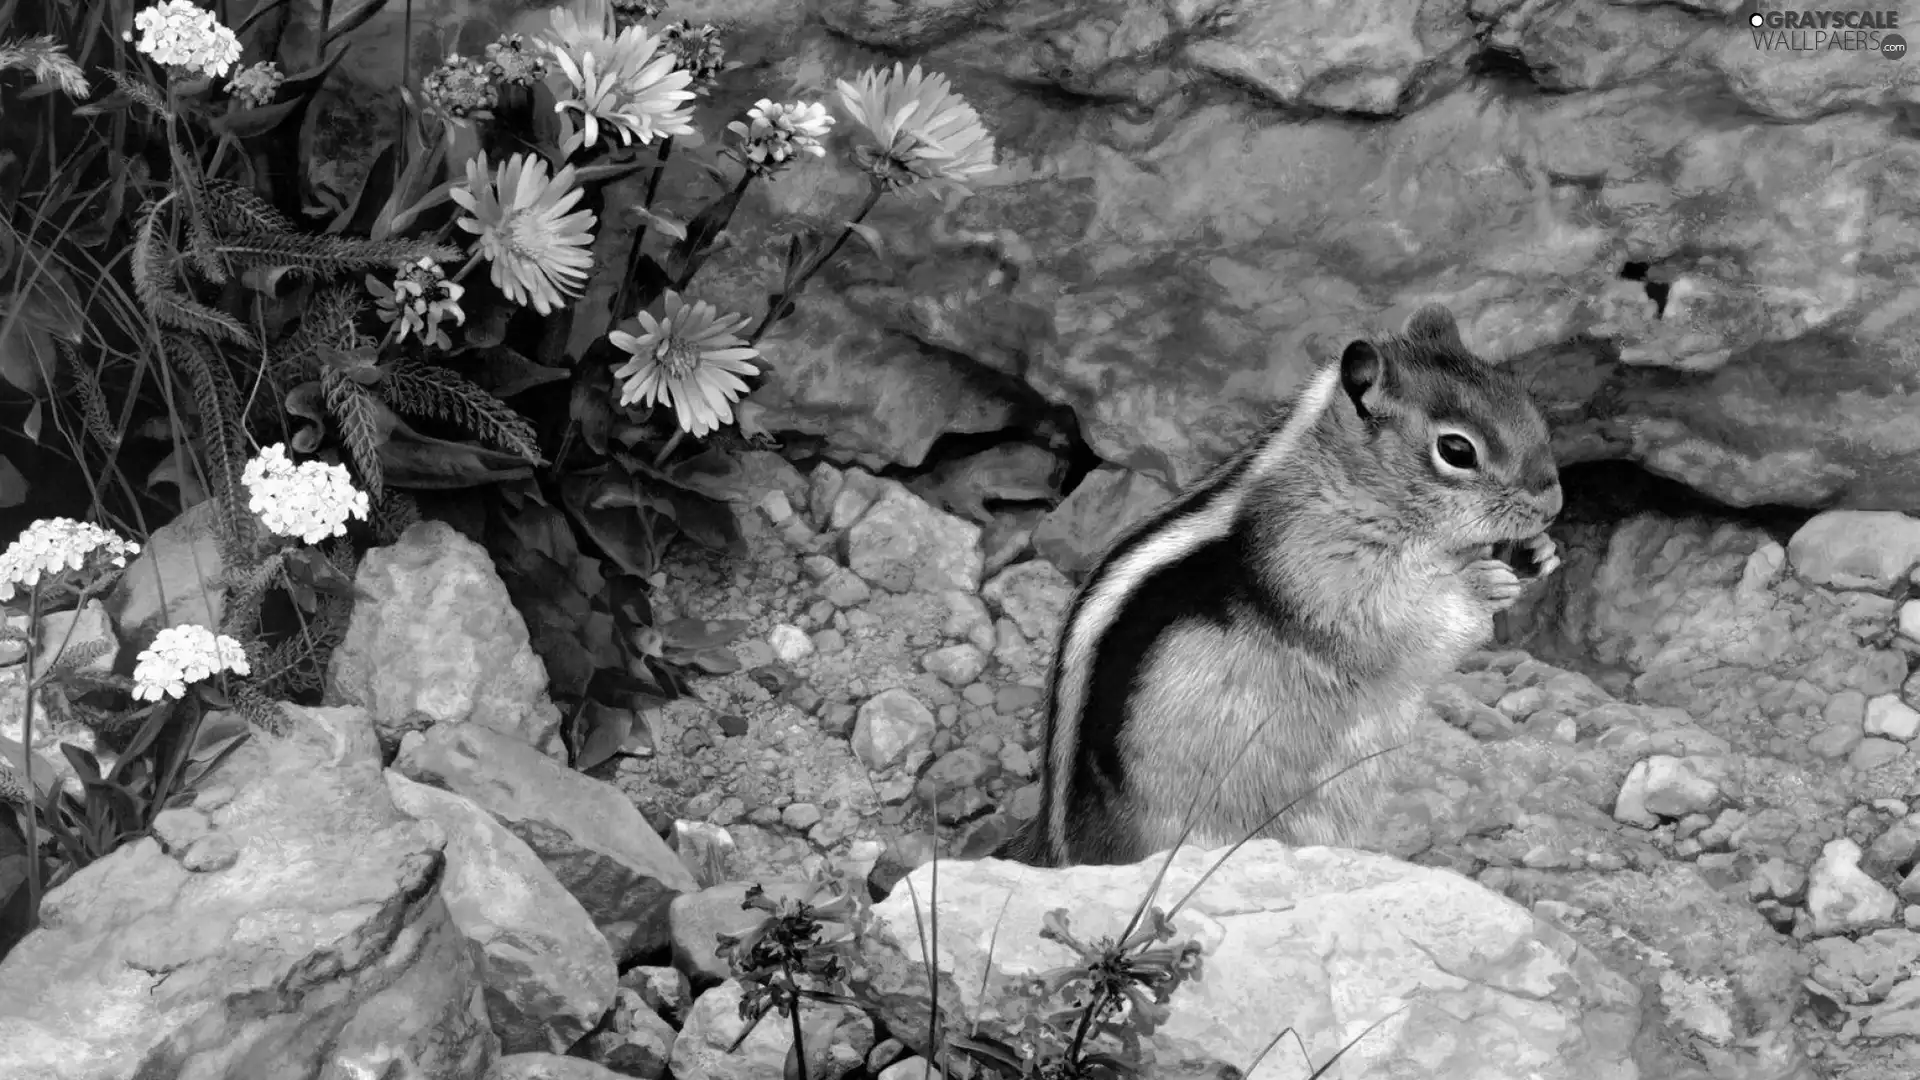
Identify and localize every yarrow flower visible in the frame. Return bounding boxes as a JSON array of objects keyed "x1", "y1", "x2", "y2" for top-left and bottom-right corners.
[
  {"x1": 660, "y1": 19, "x2": 727, "y2": 94},
  {"x1": 484, "y1": 34, "x2": 547, "y2": 87},
  {"x1": 240, "y1": 443, "x2": 371, "y2": 545},
  {"x1": 541, "y1": 14, "x2": 696, "y2": 154},
  {"x1": 451, "y1": 152, "x2": 598, "y2": 314},
  {"x1": 132, "y1": 624, "x2": 251, "y2": 702},
  {"x1": 835, "y1": 62, "x2": 996, "y2": 192},
  {"x1": 610, "y1": 0, "x2": 666, "y2": 29},
  {"x1": 125, "y1": 0, "x2": 243, "y2": 79},
  {"x1": 421, "y1": 52, "x2": 498, "y2": 122},
  {"x1": 367, "y1": 257, "x2": 466, "y2": 349},
  {"x1": 609, "y1": 291, "x2": 760, "y2": 437},
  {"x1": 727, "y1": 99, "x2": 832, "y2": 176},
  {"x1": 0, "y1": 518, "x2": 140, "y2": 603},
  {"x1": 226, "y1": 60, "x2": 283, "y2": 108}
]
